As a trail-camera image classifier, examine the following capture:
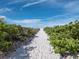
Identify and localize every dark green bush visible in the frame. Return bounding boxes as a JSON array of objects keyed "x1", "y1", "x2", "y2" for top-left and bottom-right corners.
[
  {"x1": 44, "y1": 20, "x2": 79, "y2": 57},
  {"x1": 0, "y1": 18, "x2": 38, "y2": 52}
]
